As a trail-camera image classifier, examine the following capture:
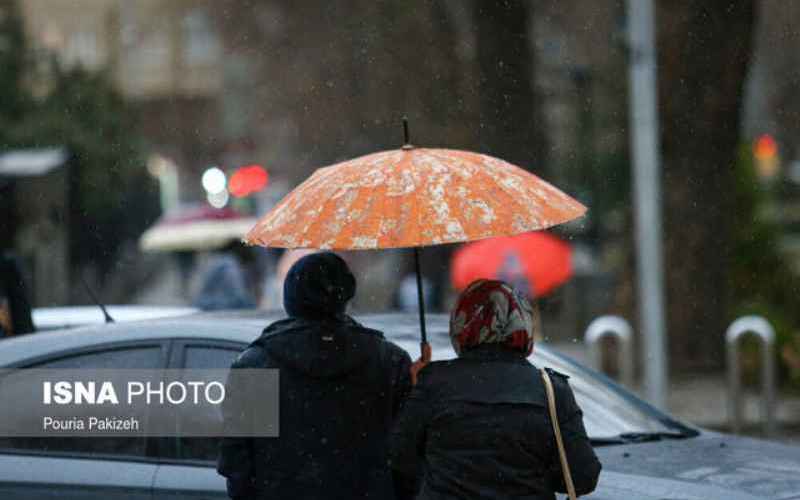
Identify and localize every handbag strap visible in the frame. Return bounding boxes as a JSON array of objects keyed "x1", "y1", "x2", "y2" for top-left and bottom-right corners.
[{"x1": 541, "y1": 369, "x2": 578, "y2": 500}]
